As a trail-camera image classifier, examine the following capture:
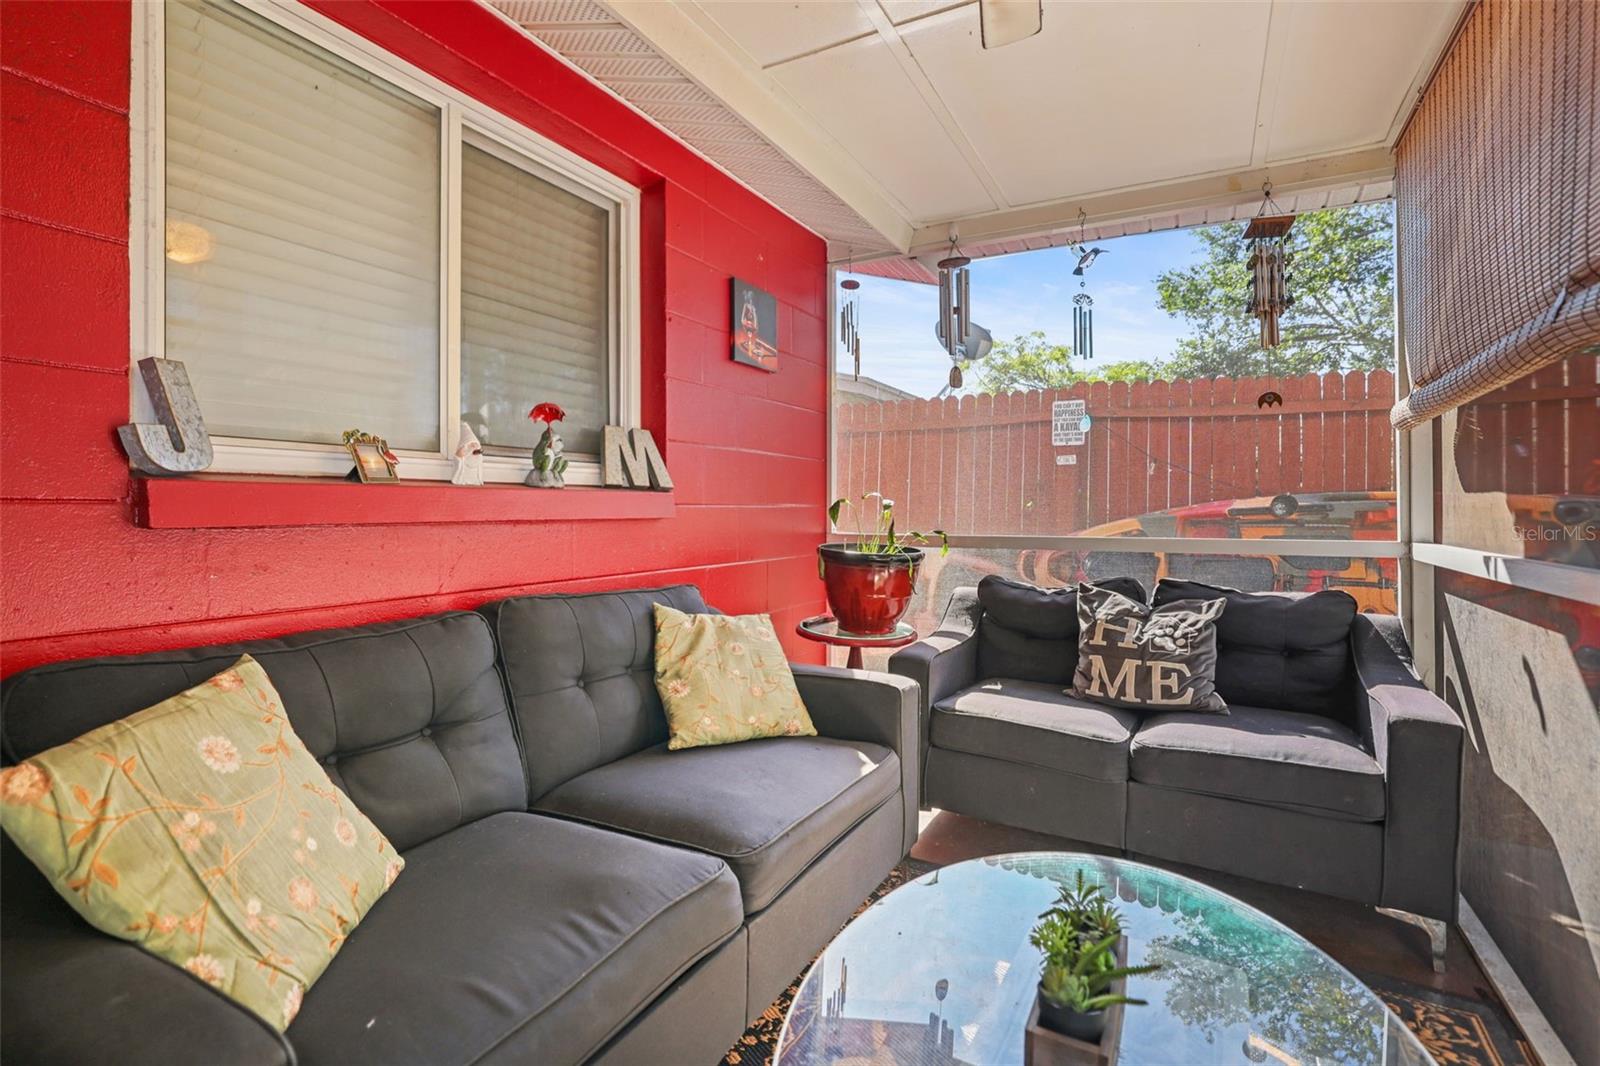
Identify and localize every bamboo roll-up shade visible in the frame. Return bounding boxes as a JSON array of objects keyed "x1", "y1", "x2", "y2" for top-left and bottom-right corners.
[{"x1": 1391, "y1": 0, "x2": 1599, "y2": 430}]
